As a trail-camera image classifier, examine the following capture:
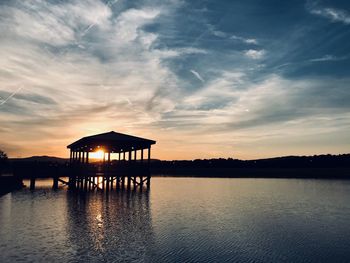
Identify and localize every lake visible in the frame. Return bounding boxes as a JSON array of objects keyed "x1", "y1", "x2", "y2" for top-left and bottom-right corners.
[{"x1": 1, "y1": 177, "x2": 350, "y2": 262}]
